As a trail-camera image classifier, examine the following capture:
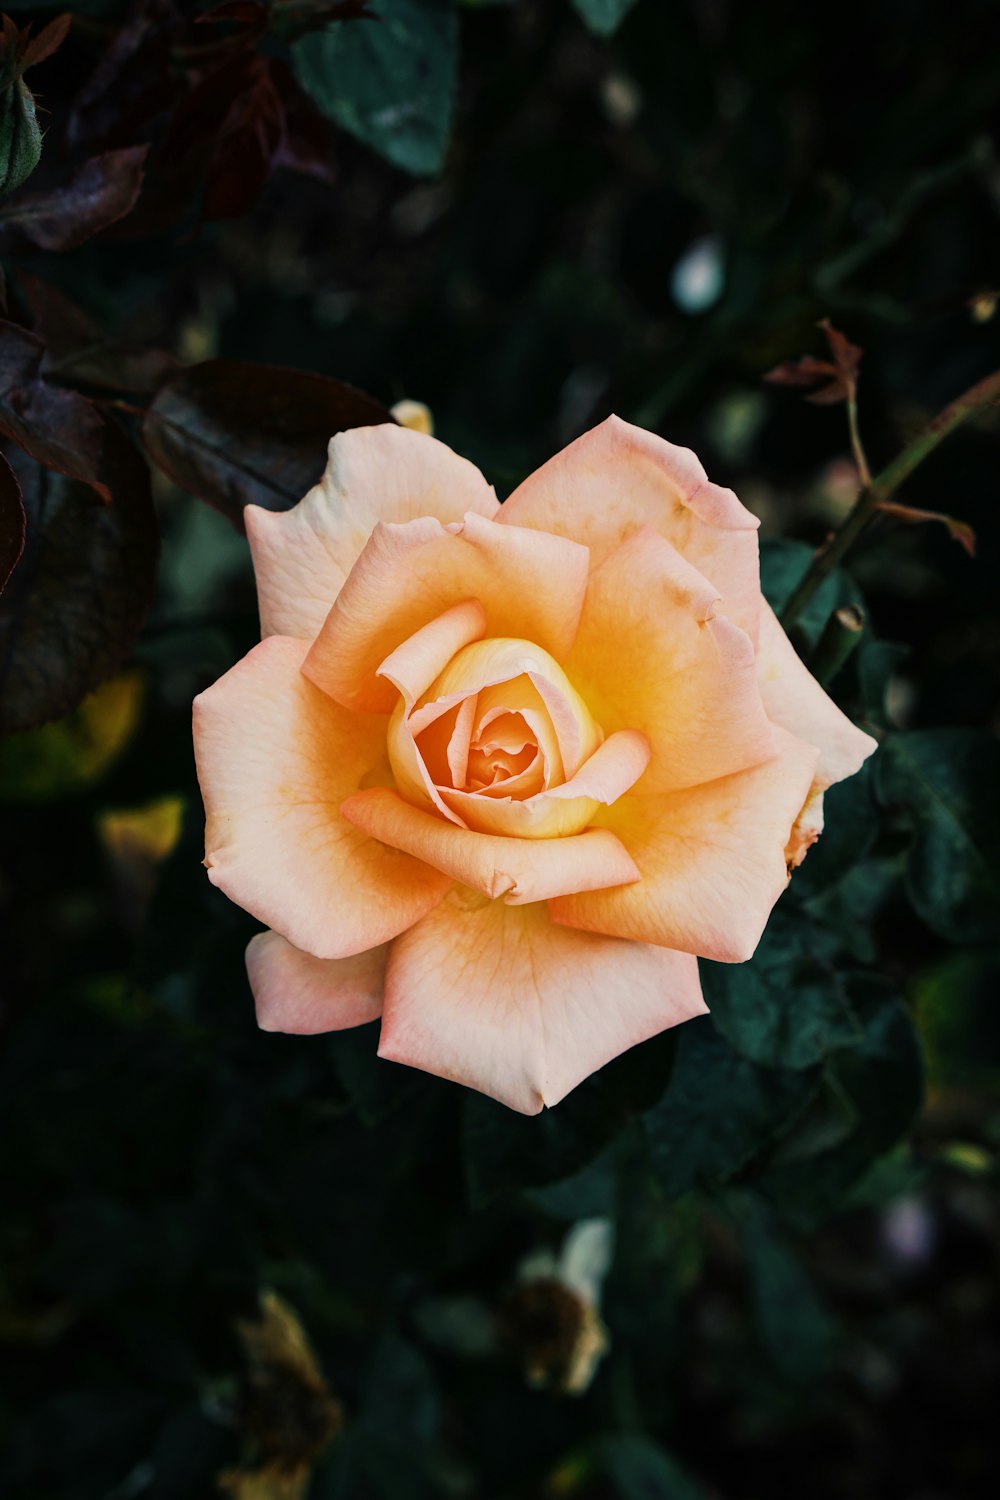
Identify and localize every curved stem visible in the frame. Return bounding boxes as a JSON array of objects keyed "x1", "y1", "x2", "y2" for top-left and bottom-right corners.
[{"x1": 780, "y1": 366, "x2": 1000, "y2": 630}]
